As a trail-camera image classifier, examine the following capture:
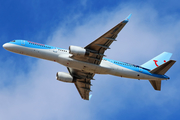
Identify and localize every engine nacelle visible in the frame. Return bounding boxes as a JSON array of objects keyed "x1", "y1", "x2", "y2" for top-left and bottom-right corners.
[
  {"x1": 69, "y1": 45, "x2": 89, "y2": 56},
  {"x1": 56, "y1": 72, "x2": 75, "y2": 83}
]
